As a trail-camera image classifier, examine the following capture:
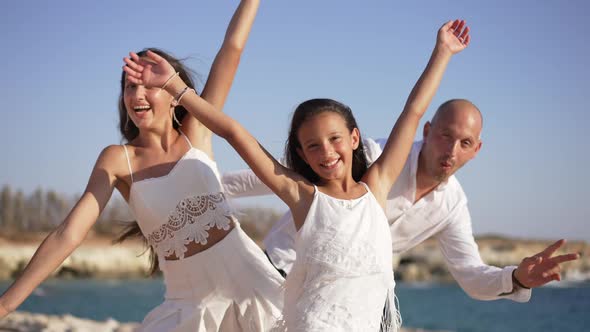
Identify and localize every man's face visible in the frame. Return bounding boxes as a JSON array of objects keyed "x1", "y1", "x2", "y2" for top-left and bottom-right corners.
[{"x1": 420, "y1": 103, "x2": 482, "y2": 182}]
